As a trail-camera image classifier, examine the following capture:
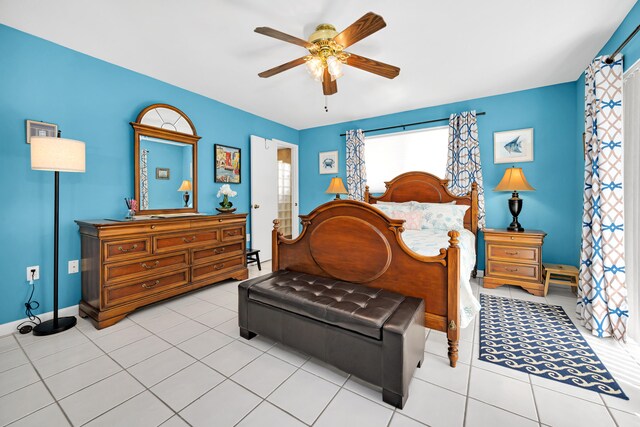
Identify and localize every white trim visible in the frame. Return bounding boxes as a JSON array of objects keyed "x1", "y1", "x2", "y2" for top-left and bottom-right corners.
[
  {"x1": 624, "y1": 58, "x2": 640, "y2": 81},
  {"x1": 0, "y1": 305, "x2": 79, "y2": 338}
]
